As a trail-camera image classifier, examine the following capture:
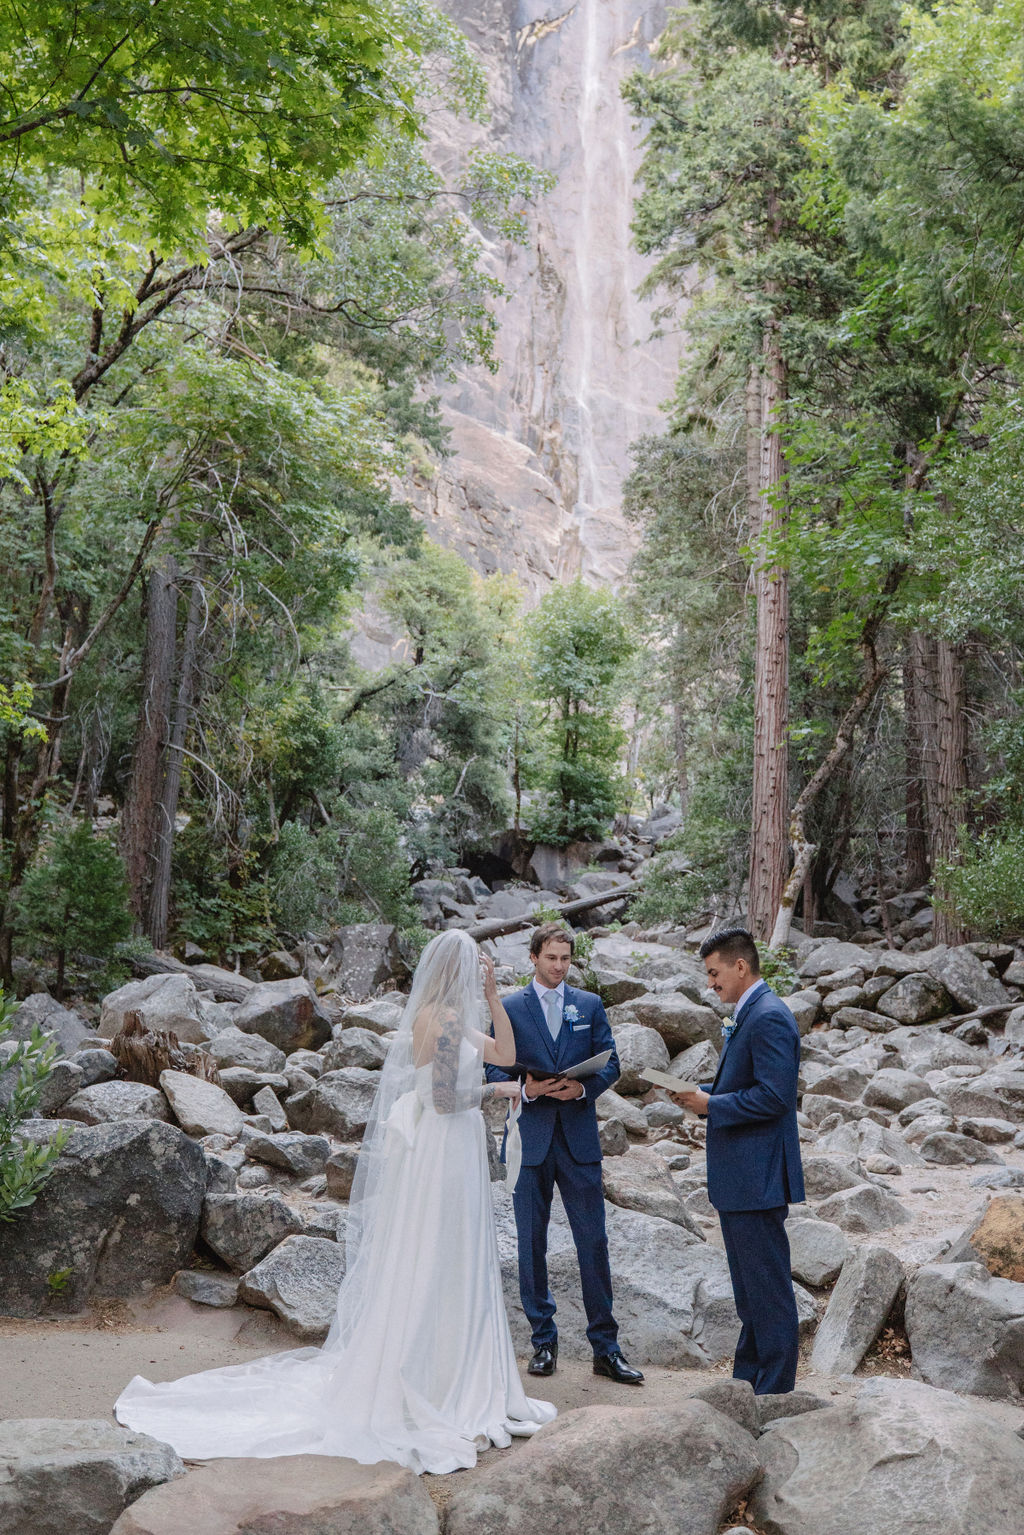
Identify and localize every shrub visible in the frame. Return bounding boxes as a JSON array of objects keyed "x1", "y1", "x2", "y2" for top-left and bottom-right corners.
[
  {"x1": 0, "y1": 990, "x2": 68, "y2": 1221},
  {"x1": 935, "y1": 828, "x2": 1024, "y2": 939},
  {"x1": 14, "y1": 819, "x2": 134, "y2": 998}
]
